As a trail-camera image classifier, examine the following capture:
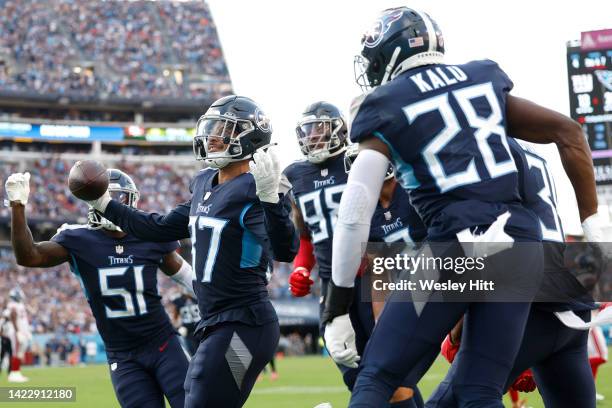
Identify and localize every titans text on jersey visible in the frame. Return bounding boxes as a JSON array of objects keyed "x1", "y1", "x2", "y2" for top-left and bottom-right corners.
[
  {"x1": 283, "y1": 154, "x2": 347, "y2": 279},
  {"x1": 369, "y1": 184, "x2": 427, "y2": 244}
]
